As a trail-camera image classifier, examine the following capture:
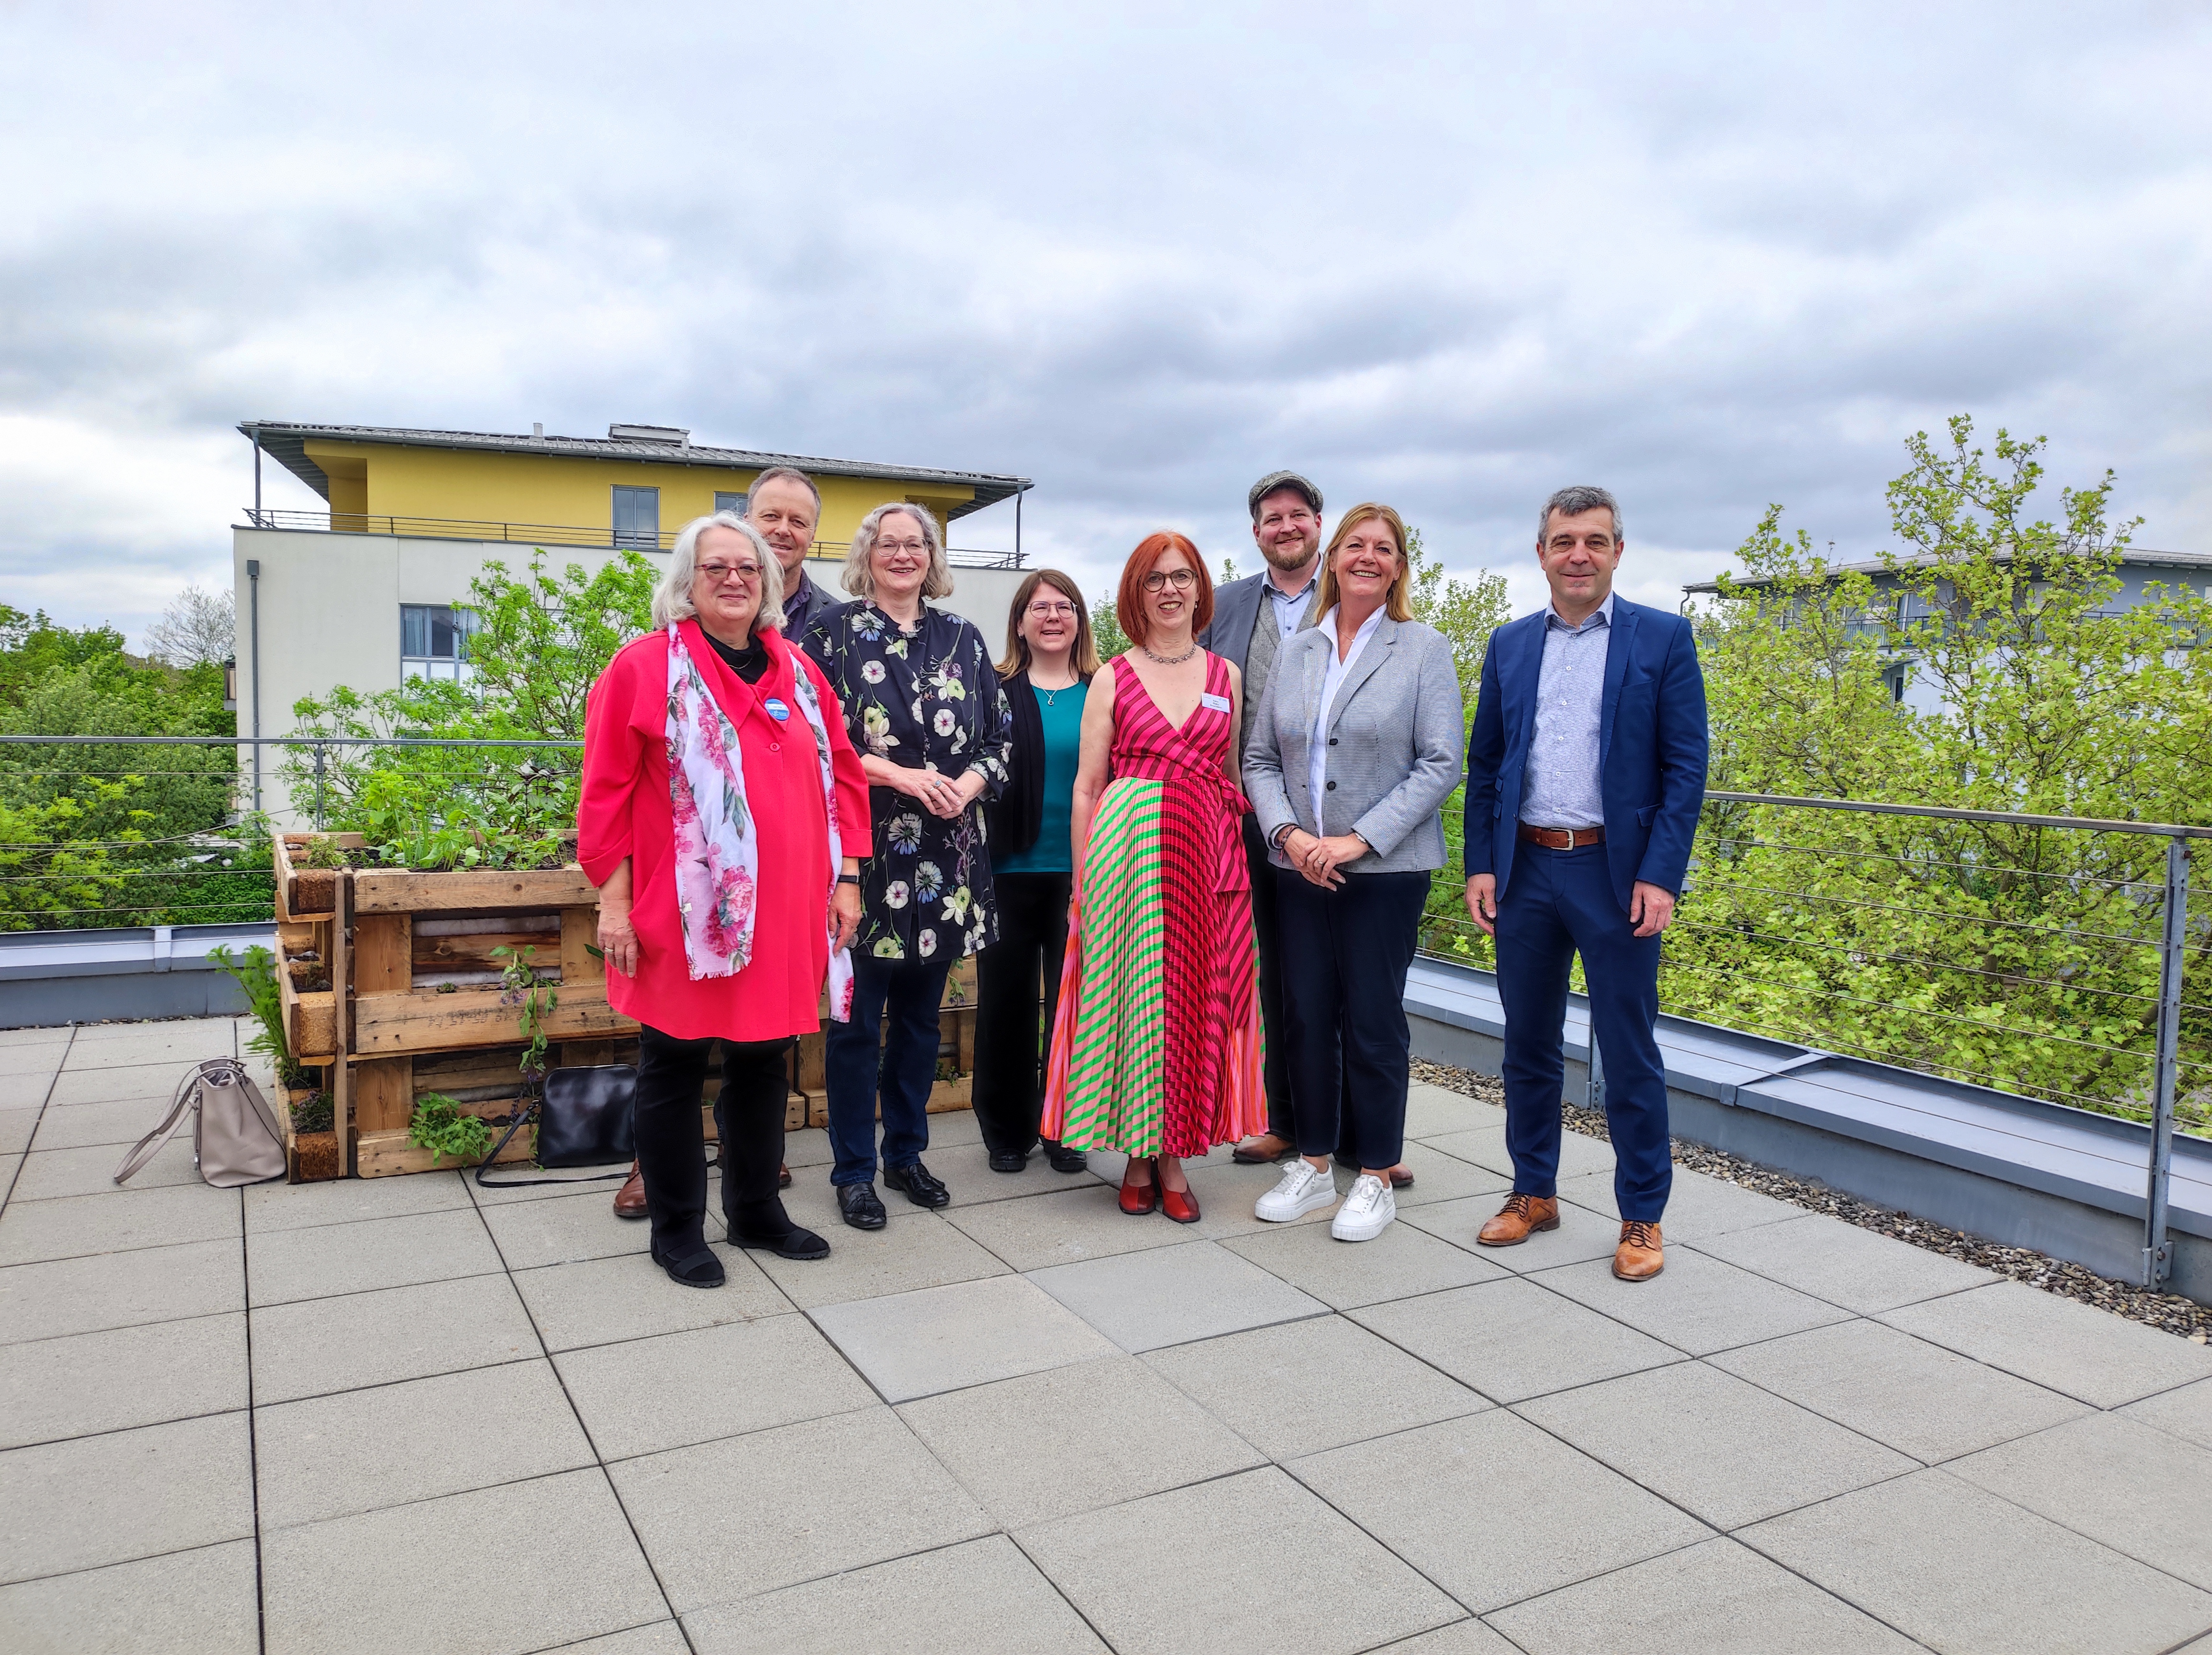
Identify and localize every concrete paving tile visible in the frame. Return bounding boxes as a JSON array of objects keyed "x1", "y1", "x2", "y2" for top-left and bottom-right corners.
[
  {"x1": 774, "y1": 1167, "x2": 930, "y2": 1236},
  {"x1": 1020, "y1": 1465, "x2": 1462, "y2": 1655},
  {"x1": 1350, "y1": 1277, "x2": 1681, "y2": 1403},
  {"x1": 0, "y1": 1109, "x2": 37, "y2": 1155},
  {"x1": 45, "y1": 1059, "x2": 209, "y2": 1108},
  {"x1": 748, "y1": 1207, "x2": 1011, "y2": 1309},
  {"x1": 1399, "y1": 1190, "x2": 1625, "y2": 1272},
  {"x1": 479, "y1": 1185, "x2": 650, "y2": 1270},
  {"x1": 1291, "y1": 1410, "x2": 1712, "y2": 1613},
  {"x1": 1708, "y1": 1317, "x2": 2091, "y2": 1463},
  {"x1": 900, "y1": 1351, "x2": 1265, "y2": 1526},
  {"x1": 1387, "y1": 1139, "x2": 1519, "y2": 1209},
  {"x1": 2120, "y1": 1376, "x2": 2212, "y2": 1452},
  {"x1": 67, "y1": 1015, "x2": 238, "y2": 1049},
  {"x1": 544, "y1": 1626, "x2": 691, "y2": 1655},
  {"x1": 1179, "y1": 1155, "x2": 1345, "y2": 1237},
  {"x1": 1144, "y1": 1314, "x2": 1489, "y2": 1457},
  {"x1": 611, "y1": 1406, "x2": 993, "y2": 1611},
  {"x1": 554, "y1": 1312, "x2": 877, "y2": 1461},
  {"x1": 246, "y1": 1205, "x2": 502, "y2": 1306},
  {"x1": 0, "y1": 1537, "x2": 260, "y2": 1655},
  {"x1": 467, "y1": 1165, "x2": 638, "y2": 1206},
  {"x1": 514, "y1": 1248, "x2": 790, "y2": 1353},
  {"x1": 780, "y1": 1125, "x2": 832, "y2": 1167},
  {"x1": 1404, "y1": 1080, "x2": 1504, "y2": 1137},
  {"x1": 11, "y1": 1136, "x2": 201, "y2": 1200},
  {"x1": 1531, "y1": 1246, "x2": 1852, "y2": 1356},
  {"x1": 250, "y1": 1272, "x2": 542, "y2": 1404},
  {"x1": 1741, "y1": 1469, "x2": 2212, "y2": 1655},
  {"x1": 261, "y1": 1467, "x2": 666, "y2": 1655},
  {"x1": 245, "y1": 1167, "x2": 472, "y2": 1234},
  {"x1": 1425, "y1": 1121, "x2": 1616, "y2": 1180},
  {"x1": 0, "y1": 1181, "x2": 241, "y2": 1265},
  {"x1": 929, "y1": 1136, "x2": 1081, "y2": 1205},
  {"x1": 1949, "y1": 1412, "x2": 2212, "y2": 1590},
  {"x1": 1030, "y1": 1237, "x2": 1329, "y2": 1352},
  {"x1": 0, "y1": 1411, "x2": 253, "y2": 1584},
  {"x1": 0, "y1": 1238, "x2": 243, "y2": 1345},
  {"x1": 1878, "y1": 1279, "x2": 2212, "y2": 1408},
  {"x1": 0, "y1": 1152, "x2": 18, "y2": 1193},
  {"x1": 0, "y1": 1311, "x2": 246, "y2": 1449},
  {"x1": 60, "y1": 1024, "x2": 239, "y2": 1070},
  {"x1": 1516, "y1": 1359, "x2": 1915, "y2": 1529},
  {"x1": 1486, "y1": 1534, "x2": 1918, "y2": 1654},
  {"x1": 810, "y1": 1271, "x2": 1114, "y2": 1400},
  {"x1": 684, "y1": 1533, "x2": 1106, "y2": 1655},
  {"x1": 943, "y1": 1180, "x2": 1201, "y2": 1271},
  {"x1": 0, "y1": 1023, "x2": 71, "y2": 1051},
  {"x1": 257, "y1": 1359, "x2": 596, "y2": 1529},
  {"x1": 23, "y1": 1096, "x2": 170, "y2": 1151},
  {"x1": 1222, "y1": 1210, "x2": 1508, "y2": 1309},
  {"x1": 1559, "y1": 1165, "x2": 1803, "y2": 1238},
  {"x1": 0, "y1": 1073, "x2": 57, "y2": 1113},
  {"x1": 1365, "y1": 1624, "x2": 1519, "y2": 1654},
  {"x1": 1693, "y1": 1212, "x2": 2000, "y2": 1314}
]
